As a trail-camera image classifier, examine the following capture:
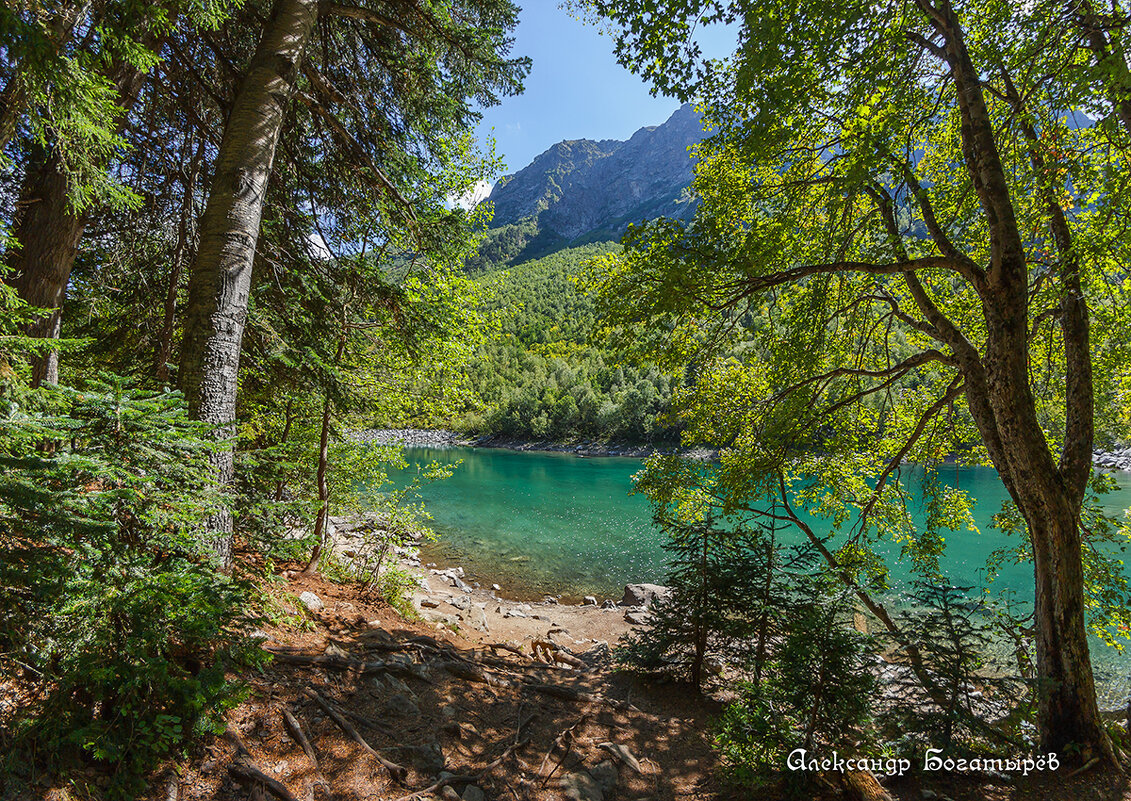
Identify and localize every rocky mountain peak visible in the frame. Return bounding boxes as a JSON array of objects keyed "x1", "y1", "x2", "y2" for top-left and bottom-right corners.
[{"x1": 480, "y1": 104, "x2": 707, "y2": 255}]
